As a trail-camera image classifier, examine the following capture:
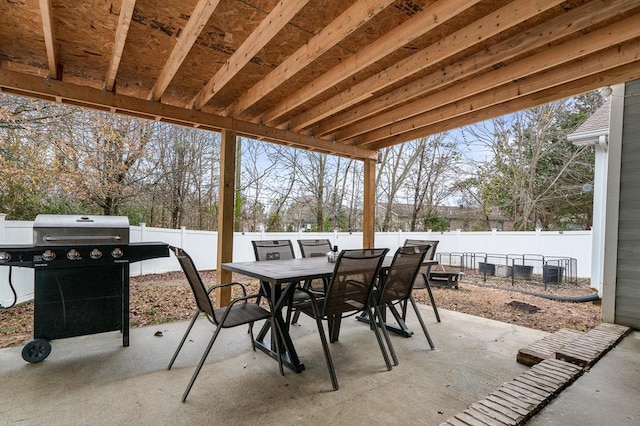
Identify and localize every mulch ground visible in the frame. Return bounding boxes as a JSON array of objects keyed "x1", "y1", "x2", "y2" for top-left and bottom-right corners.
[{"x1": 0, "y1": 270, "x2": 602, "y2": 349}]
